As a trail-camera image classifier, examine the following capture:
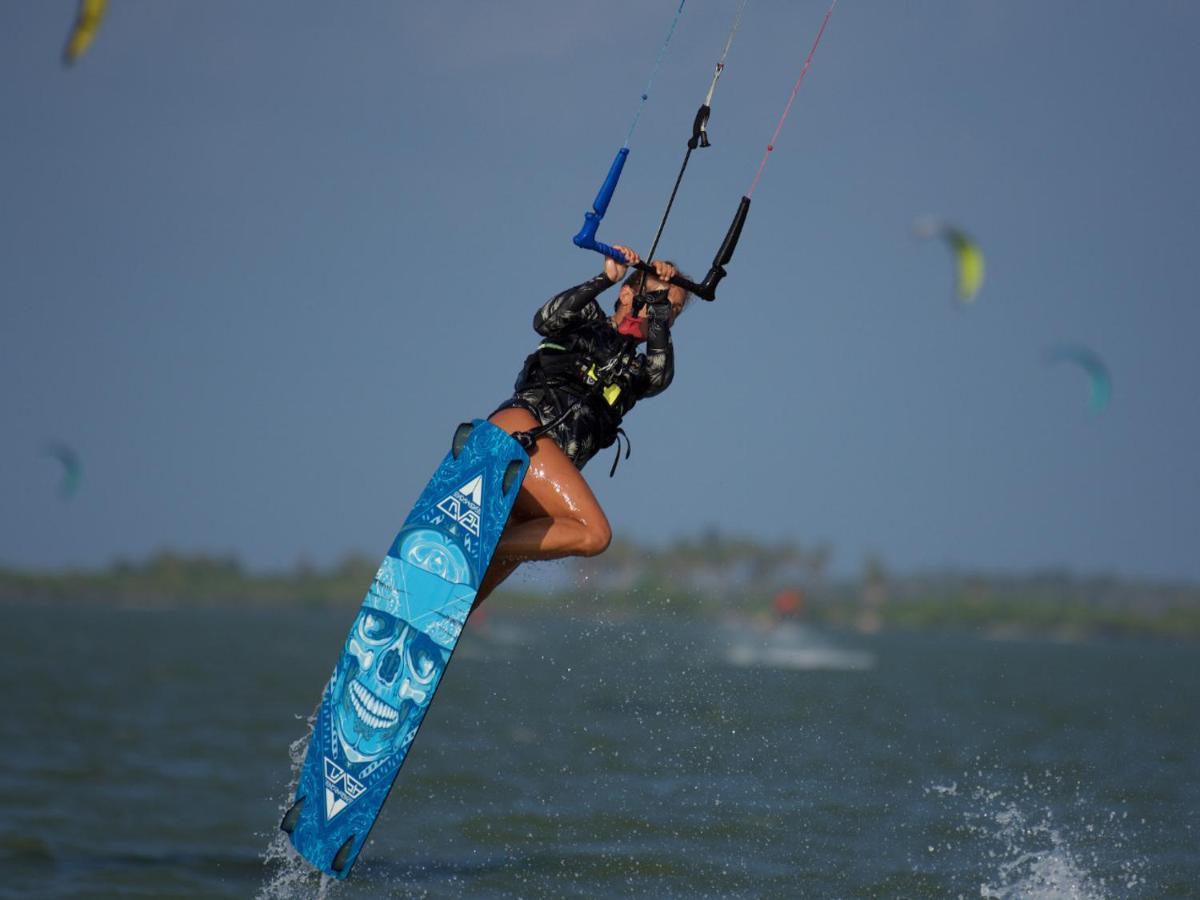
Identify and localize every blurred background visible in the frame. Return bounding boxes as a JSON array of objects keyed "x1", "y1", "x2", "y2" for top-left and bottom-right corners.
[{"x1": 2, "y1": 2, "x2": 1198, "y2": 897}]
